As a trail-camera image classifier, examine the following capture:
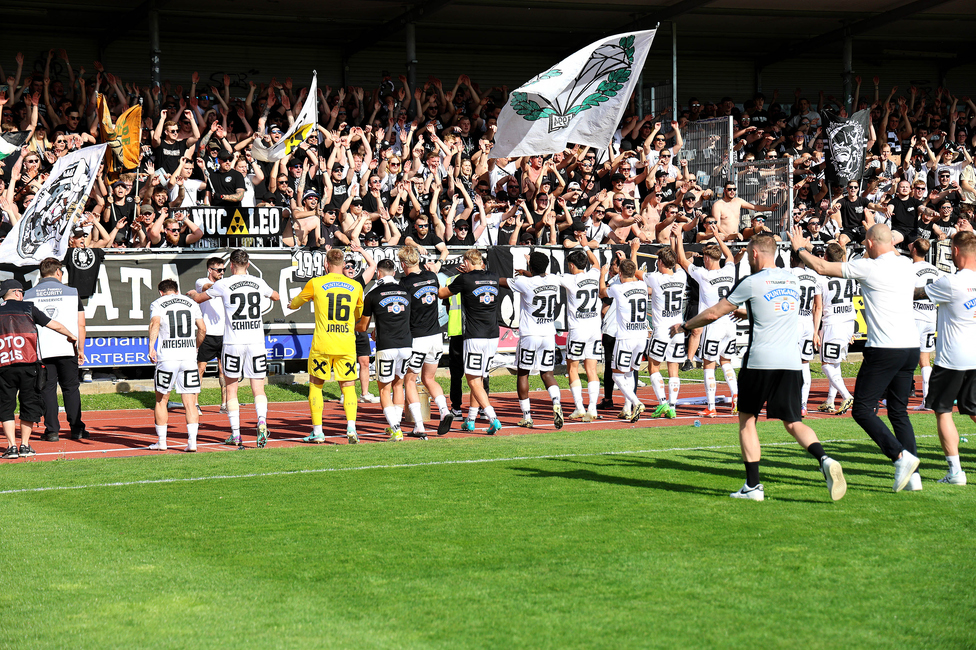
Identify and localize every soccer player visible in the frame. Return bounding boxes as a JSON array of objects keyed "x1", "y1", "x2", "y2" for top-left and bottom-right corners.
[
  {"x1": 289, "y1": 248, "x2": 365, "y2": 444},
  {"x1": 914, "y1": 231, "x2": 976, "y2": 485},
  {"x1": 674, "y1": 233, "x2": 846, "y2": 502},
  {"x1": 148, "y1": 280, "x2": 207, "y2": 451},
  {"x1": 189, "y1": 249, "x2": 280, "y2": 448},
  {"x1": 437, "y1": 249, "x2": 502, "y2": 434},
  {"x1": 909, "y1": 238, "x2": 940, "y2": 410},
  {"x1": 630, "y1": 238, "x2": 687, "y2": 419},
  {"x1": 599, "y1": 258, "x2": 649, "y2": 422},
  {"x1": 815, "y1": 243, "x2": 857, "y2": 415},
  {"x1": 555, "y1": 244, "x2": 602, "y2": 422},
  {"x1": 398, "y1": 245, "x2": 453, "y2": 436},
  {"x1": 791, "y1": 250, "x2": 823, "y2": 416},
  {"x1": 195, "y1": 257, "x2": 228, "y2": 414},
  {"x1": 357, "y1": 259, "x2": 412, "y2": 441},
  {"x1": 500, "y1": 251, "x2": 564, "y2": 429},
  {"x1": 674, "y1": 226, "x2": 739, "y2": 417}
]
